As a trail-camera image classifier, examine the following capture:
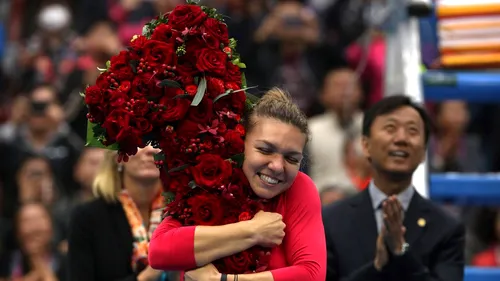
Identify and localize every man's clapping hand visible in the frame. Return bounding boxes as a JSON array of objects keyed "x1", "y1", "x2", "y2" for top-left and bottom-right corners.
[{"x1": 382, "y1": 196, "x2": 406, "y2": 254}]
